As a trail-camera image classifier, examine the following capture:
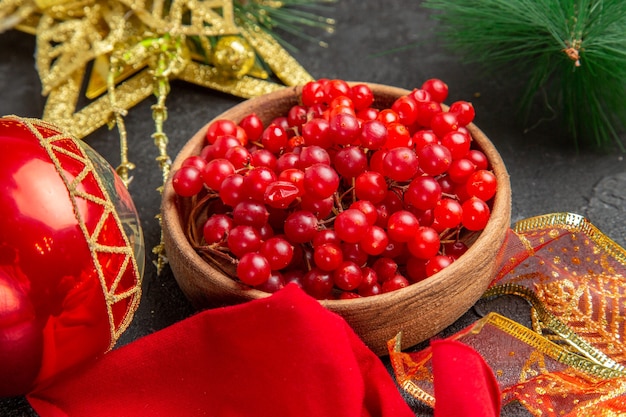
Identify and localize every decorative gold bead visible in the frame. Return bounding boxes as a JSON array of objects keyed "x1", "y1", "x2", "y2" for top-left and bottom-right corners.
[{"x1": 211, "y1": 35, "x2": 256, "y2": 78}]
